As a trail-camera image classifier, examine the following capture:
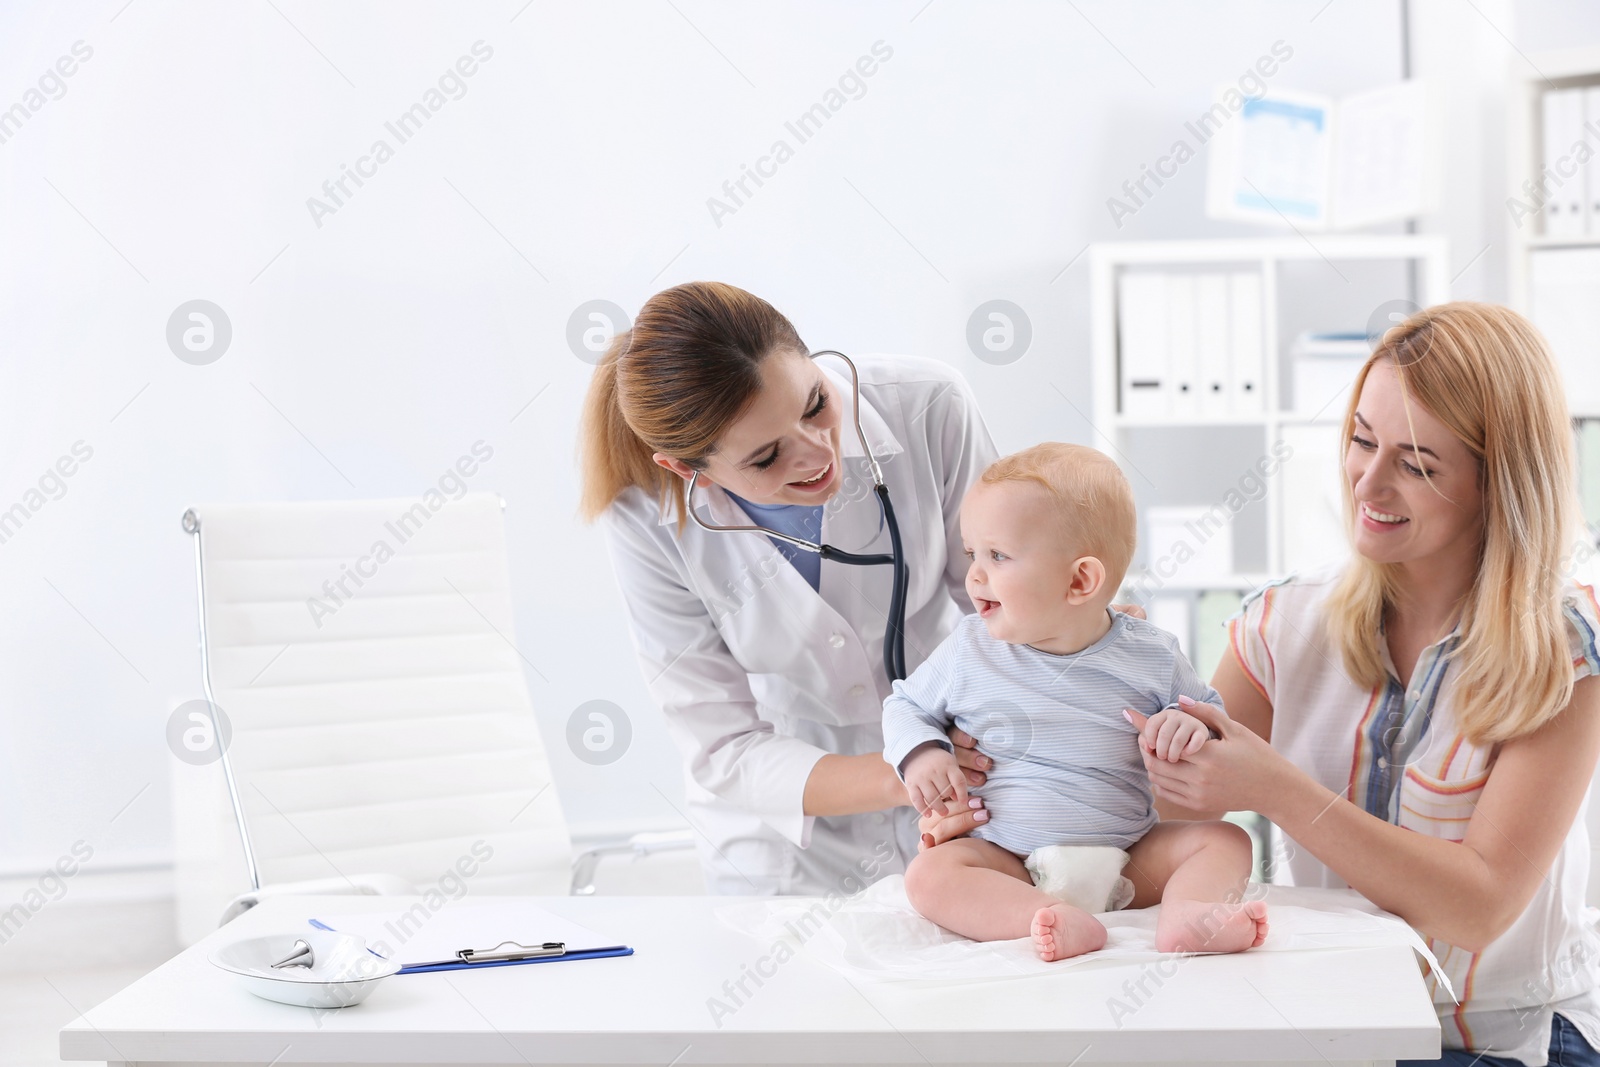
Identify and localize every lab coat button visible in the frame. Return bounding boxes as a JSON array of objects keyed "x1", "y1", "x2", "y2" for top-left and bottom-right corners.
[
  {"x1": 828, "y1": 632, "x2": 846, "y2": 649},
  {"x1": 849, "y1": 684, "x2": 865, "y2": 697}
]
